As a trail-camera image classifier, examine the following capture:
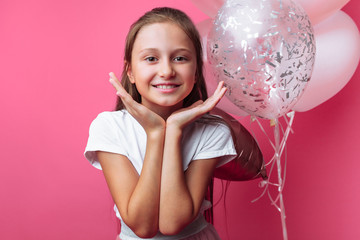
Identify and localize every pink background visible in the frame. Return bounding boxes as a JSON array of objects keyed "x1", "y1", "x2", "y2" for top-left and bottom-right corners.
[{"x1": 1, "y1": 0, "x2": 359, "y2": 239}]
